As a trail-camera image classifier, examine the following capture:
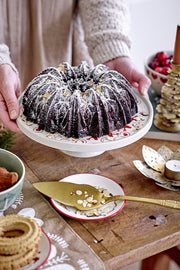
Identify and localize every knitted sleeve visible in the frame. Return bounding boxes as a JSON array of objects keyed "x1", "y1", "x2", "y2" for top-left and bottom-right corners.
[
  {"x1": 0, "y1": 44, "x2": 18, "y2": 74},
  {"x1": 78, "y1": 0, "x2": 132, "y2": 65}
]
